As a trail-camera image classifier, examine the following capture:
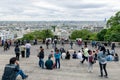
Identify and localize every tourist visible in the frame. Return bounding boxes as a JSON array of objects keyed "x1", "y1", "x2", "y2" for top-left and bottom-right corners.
[
  {"x1": 91, "y1": 40, "x2": 96, "y2": 47},
  {"x1": 33, "y1": 39, "x2": 37, "y2": 45},
  {"x1": 81, "y1": 45, "x2": 89, "y2": 64},
  {"x1": 60, "y1": 47, "x2": 66, "y2": 54},
  {"x1": 2, "y1": 57, "x2": 28, "y2": 80},
  {"x1": 97, "y1": 46, "x2": 108, "y2": 78},
  {"x1": 66, "y1": 51, "x2": 71, "y2": 60},
  {"x1": 88, "y1": 50, "x2": 94, "y2": 72},
  {"x1": 54, "y1": 39, "x2": 57, "y2": 48},
  {"x1": 46, "y1": 40, "x2": 49, "y2": 49},
  {"x1": 54, "y1": 49, "x2": 61, "y2": 69},
  {"x1": 114, "y1": 53, "x2": 119, "y2": 62},
  {"x1": 61, "y1": 40, "x2": 64, "y2": 46},
  {"x1": 14, "y1": 45, "x2": 20, "y2": 60},
  {"x1": 20, "y1": 44, "x2": 26, "y2": 58},
  {"x1": 70, "y1": 41, "x2": 73, "y2": 49},
  {"x1": 77, "y1": 40, "x2": 82, "y2": 47},
  {"x1": 77, "y1": 50, "x2": 83, "y2": 61},
  {"x1": 61, "y1": 52, "x2": 66, "y2": 60},
  {"x1": 106, "y1": 49, "x2": 114, "y2": 61},
  {"x1": 45, "y1": 57, "x2": 54, "y2": 70},
  {"x1": 25, "y1": 40, "x2": 31, "y2": 58},
  {"x1": 111, "y1": 42, "x2": 116, "y2": 54},
  {"x1": 1, "y1": 39, "x2": 4, "y2": 46},
  {"x1": 37, "y1": 46, "x2": 44, "y2": 69},
  {"x1": 48, "y1": 50, "x2": 54, "y2": 59},
  {"x1": 72, "y1": 51, "x2": 77, "y2": 59},
  {"x1": 4, "y1": 41, "x2": 8, "y2": 51}
]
